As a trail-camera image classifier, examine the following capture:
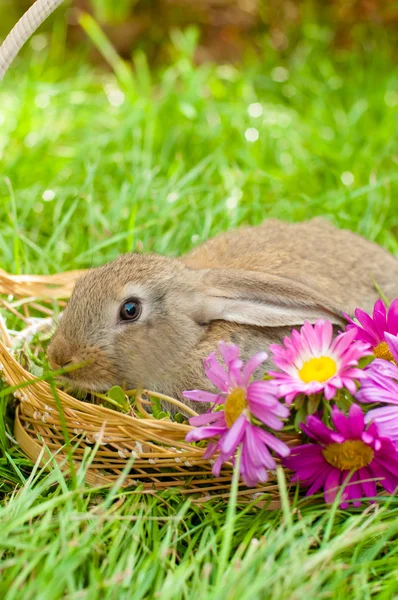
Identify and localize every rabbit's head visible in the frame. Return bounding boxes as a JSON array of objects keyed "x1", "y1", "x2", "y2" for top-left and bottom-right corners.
[{"x1": 47, "y1": 252, "x2": 345, "y2": 393}]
